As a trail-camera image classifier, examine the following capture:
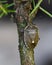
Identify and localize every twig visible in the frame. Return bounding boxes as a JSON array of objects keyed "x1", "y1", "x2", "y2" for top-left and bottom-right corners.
[
  {"x1": 0, "y1": 5, "x2": 7, "y2": 14},
  {"x1": 39, "y1": 6, "x2": 52, "y2": 17},
  {"x1": 0, "y1": 12, "x2": 4, "y2": 18},
  {"x1": 29, "y1": 0, "x2": 43, "y2": 17},
  {"x1": 48, "y1": 0, "x2": 51, "y2": 5},
  {"x1": 6, "y1": 3, "x2": 15, "y2": 8},
  {"x1": 0, "y1": 1, "x2": 7, "y2": 3},
  {"x1": 32, "y1": 0, "x2": 35, "y2": 8}
]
